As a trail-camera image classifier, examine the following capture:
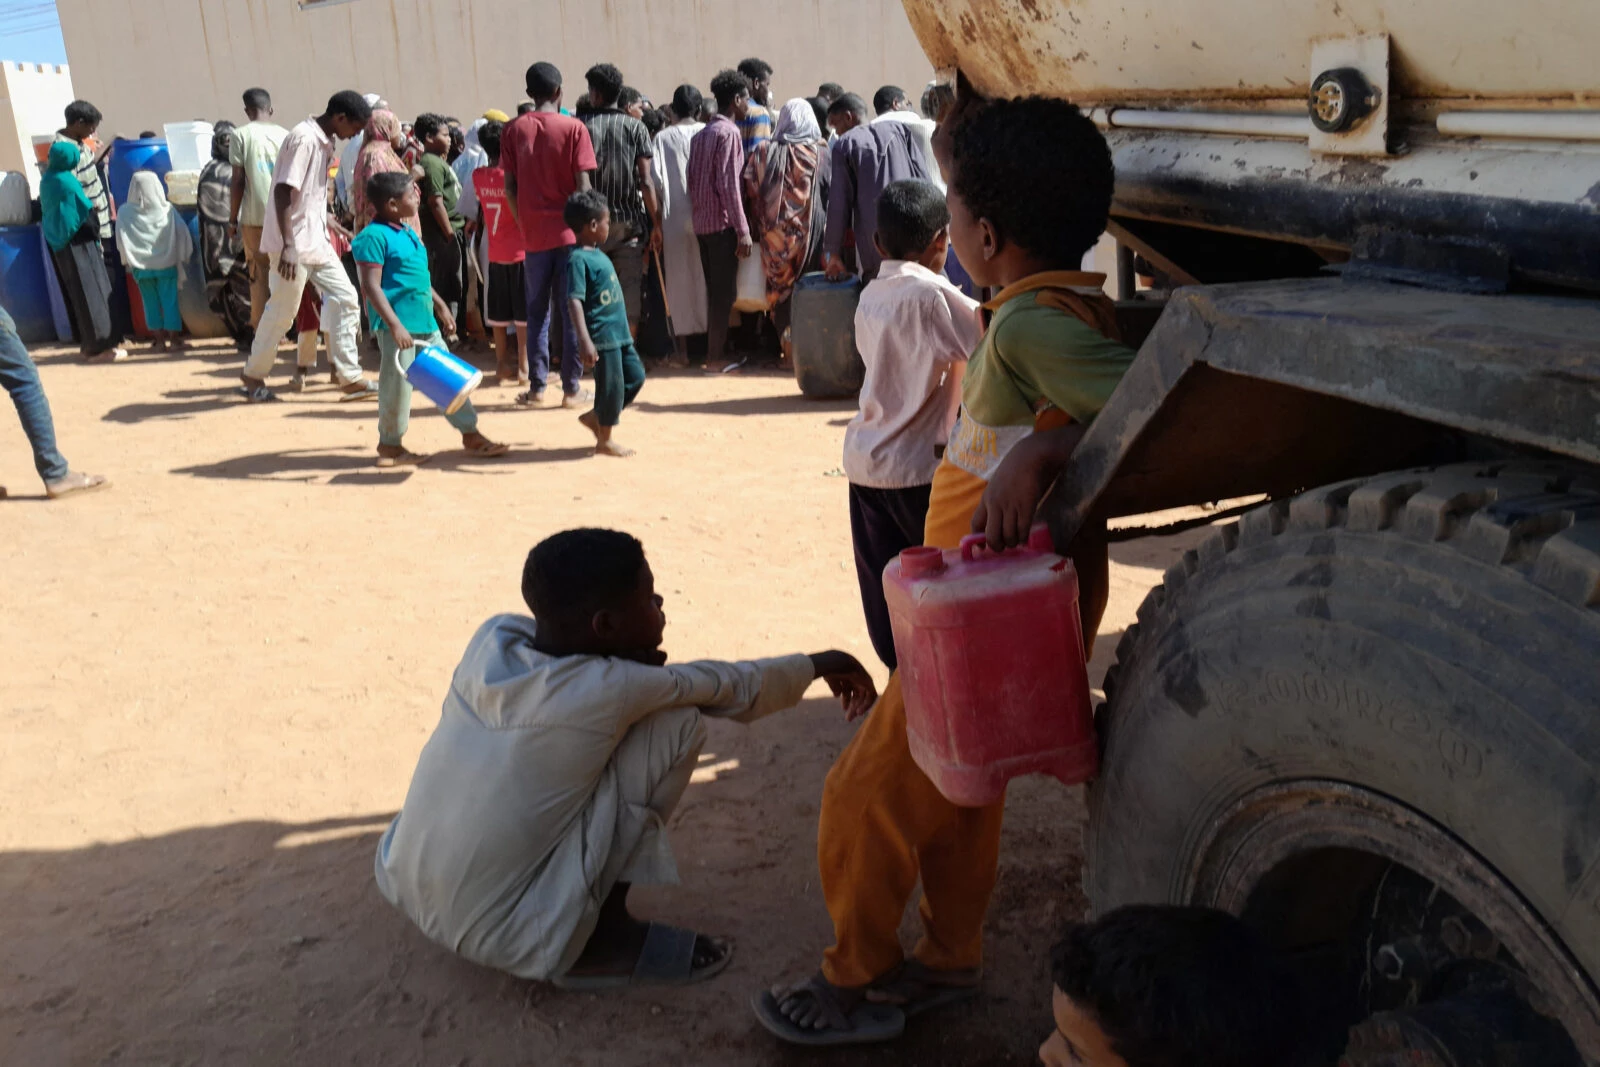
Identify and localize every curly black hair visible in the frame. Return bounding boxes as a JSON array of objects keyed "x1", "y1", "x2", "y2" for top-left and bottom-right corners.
[
  {"x1": 948, "y1": 96, "x2": 1113, "y2": 265},
  {"x1": 585, "y1": 63, "x2": 625, "y2": 107},
  {"x1": 563, "y1": 187, "x2": 609, "y2": 232},
  {"x1": 413, "y1": 112, "x2": 448, "y2": 141},
  {"x1": 1050, "y1": 906, "x2": 1307, "y2": 1067},
  {"x1": 710, "y1": 69, "x2": 751, "y2": 113},
  {"x1": 522, "y1": 528, "x2": 646, "y2": 624}
]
